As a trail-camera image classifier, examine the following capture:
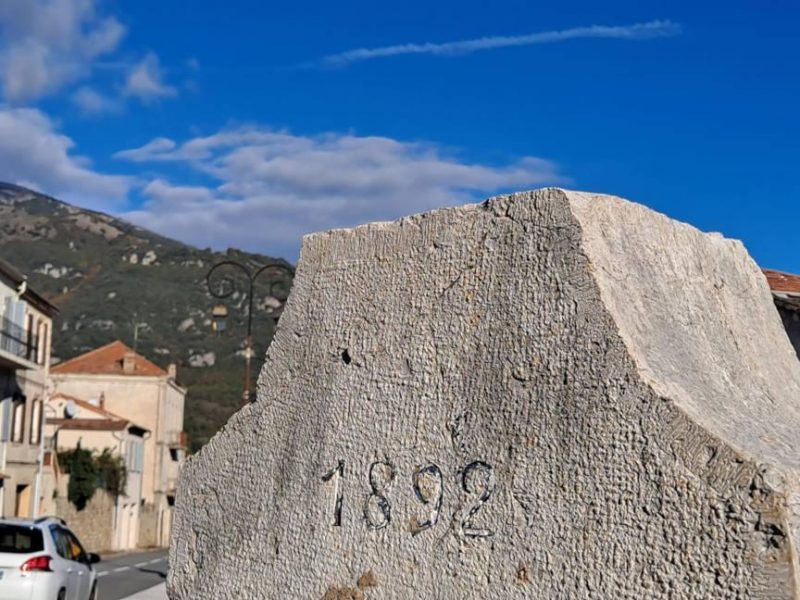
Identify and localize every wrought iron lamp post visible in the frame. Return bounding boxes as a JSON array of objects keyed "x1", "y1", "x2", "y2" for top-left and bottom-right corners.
[{"x1": 205, "y1": 260, "x2": 294, "y2": 405}]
